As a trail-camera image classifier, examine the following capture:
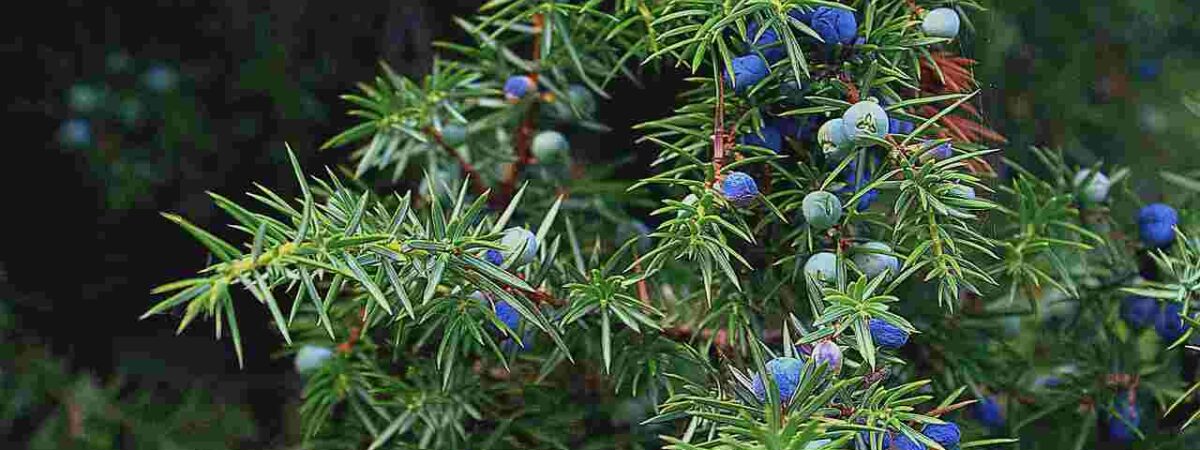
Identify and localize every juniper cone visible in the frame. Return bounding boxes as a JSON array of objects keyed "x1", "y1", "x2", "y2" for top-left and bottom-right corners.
[{"x1": 137, "y1": 1, "x2": 1200, "y2": 448}]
